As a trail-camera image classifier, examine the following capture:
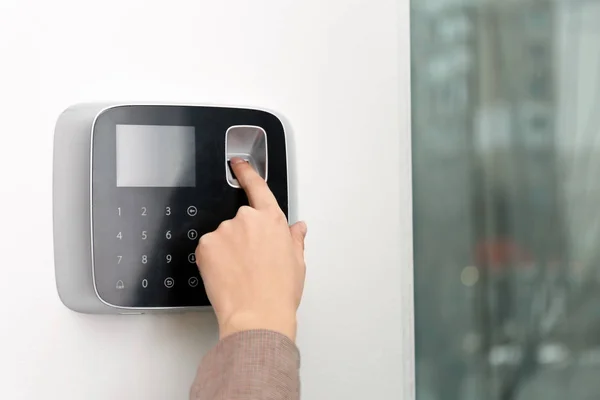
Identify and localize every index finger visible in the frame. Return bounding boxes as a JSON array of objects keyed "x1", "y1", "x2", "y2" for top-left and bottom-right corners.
[{"x1": 230, "y1": 157, "x2": 279, "y2": 210}]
